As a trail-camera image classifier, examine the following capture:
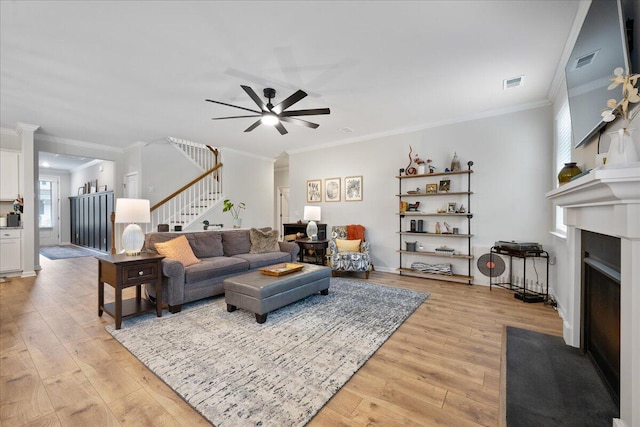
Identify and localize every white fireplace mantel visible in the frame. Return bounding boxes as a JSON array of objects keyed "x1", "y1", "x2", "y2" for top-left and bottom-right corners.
[{"x1": 546, "y1": 163, "x2": 640, "y2": 427}]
